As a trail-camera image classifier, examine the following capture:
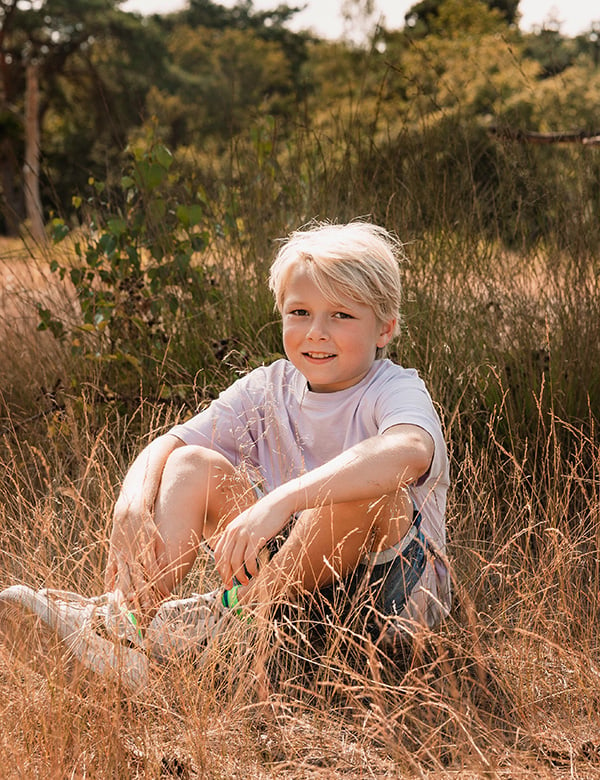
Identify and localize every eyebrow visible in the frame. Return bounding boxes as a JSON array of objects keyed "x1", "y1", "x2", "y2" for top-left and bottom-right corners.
[{"x1": 283, "y1": 299, "x2": 307, "y2": 308}]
